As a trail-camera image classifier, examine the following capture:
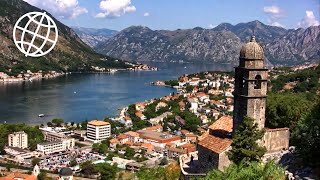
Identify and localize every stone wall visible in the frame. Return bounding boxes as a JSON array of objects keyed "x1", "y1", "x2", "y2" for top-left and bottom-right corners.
[
  {"x1": 218, "y1": 148, "x2": 231, "y2": 170},
  {"x1": 263, "y1": 128, "x2": 290, "y2": 153},
  {"x1": 197, "y1": 146, "x2": 219, "y2": 171}
]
